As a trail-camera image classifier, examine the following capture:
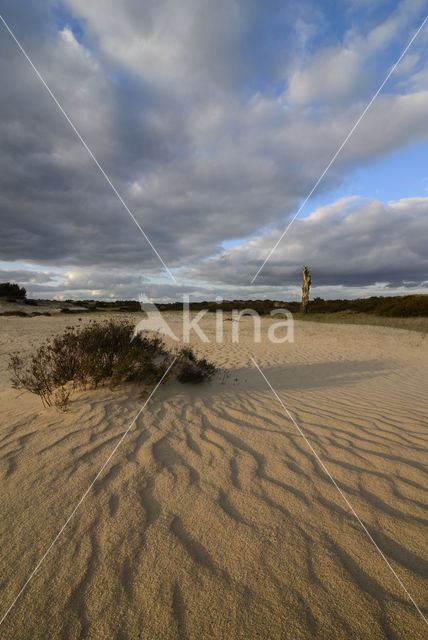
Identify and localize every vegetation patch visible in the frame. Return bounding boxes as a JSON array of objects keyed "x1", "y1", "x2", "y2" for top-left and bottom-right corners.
[
  {"x1": 0, "y1": 282, "x2": 26, "y2": 299},
  {"x1": 144, "y1": 294, "x2": 428, "y2": 318},
  {"x1": 175, "y1": 347, "x2": 217, "y2": 383},
  {"x1": 1, "y1": 310, "x2": 30, "y2": 317},
  {"x1": 9, "y1": 319, "x2": 216, "y2": 411}
]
